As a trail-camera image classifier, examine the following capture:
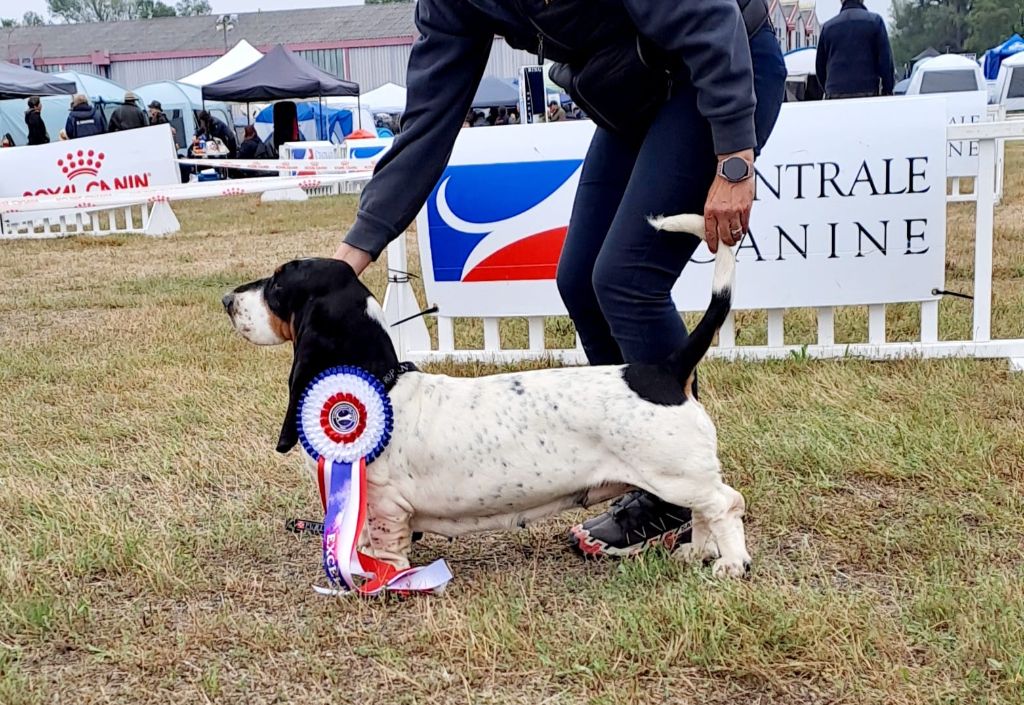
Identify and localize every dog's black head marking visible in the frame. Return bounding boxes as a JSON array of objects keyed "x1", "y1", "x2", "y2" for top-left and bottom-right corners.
[{"x1": 233, "y1": 258, "x2": 400, "y2": 454}]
